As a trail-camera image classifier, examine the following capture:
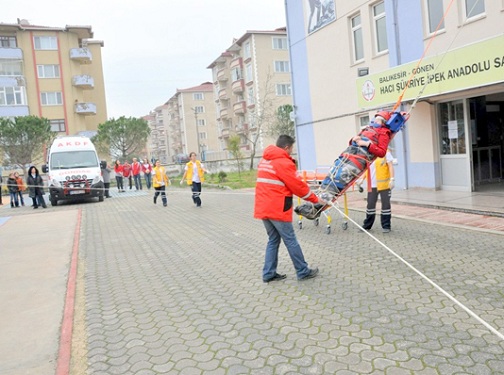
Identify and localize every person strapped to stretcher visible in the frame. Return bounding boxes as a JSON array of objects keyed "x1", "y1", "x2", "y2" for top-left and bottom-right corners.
[{"x1": 295, "y1": 110, "x2": 409, "y2": 220}]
